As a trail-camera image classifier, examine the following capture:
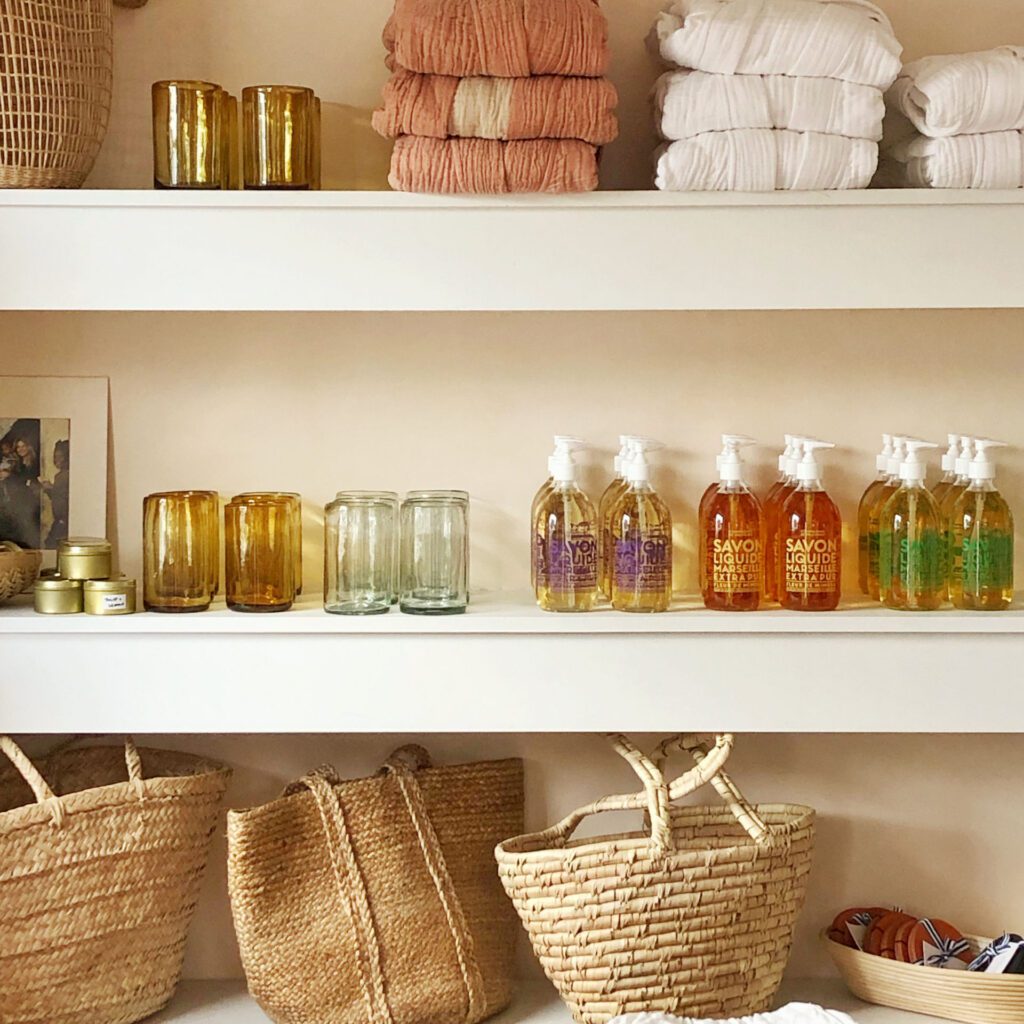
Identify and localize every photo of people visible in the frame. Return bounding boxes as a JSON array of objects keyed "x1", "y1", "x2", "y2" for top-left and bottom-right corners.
[{"x1": 0, "y1": 417, "x2": 71, "y2": 550}]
